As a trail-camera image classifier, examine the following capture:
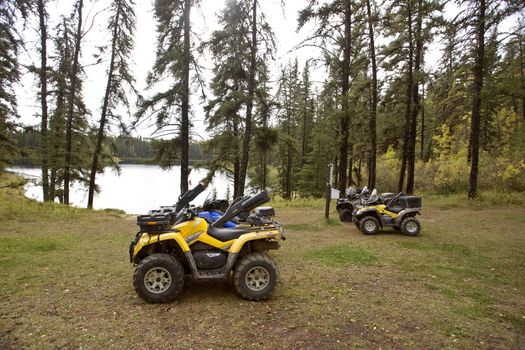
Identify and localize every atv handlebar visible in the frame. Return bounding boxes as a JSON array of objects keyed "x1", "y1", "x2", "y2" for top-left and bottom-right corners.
[
  {"x1": 241, "y1": 191, "x2": 270, "y2": 210},
  {"x1": 212, "y1": 191, "x2": 271, "y2": 228}
]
